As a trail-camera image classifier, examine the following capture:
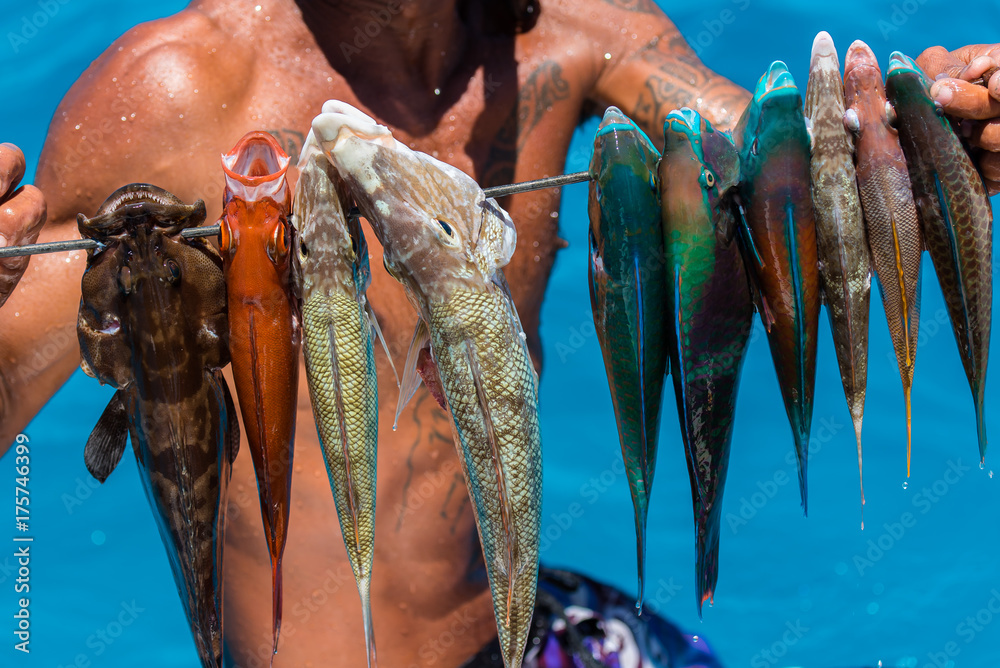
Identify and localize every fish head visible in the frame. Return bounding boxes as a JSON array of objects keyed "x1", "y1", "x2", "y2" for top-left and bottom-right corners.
[
  {"x1": 662, "y1": 108, "x2": 740, "y2": 237},
  {"x1": 79, "y1": 183, "x2": 211, "y2": 286},
  {"x1": 219, "y1": 131, "x2": 295, "y2": 281},
  {"x1": 311, "y1": 100, "x2": 516, "y2": 307},
  {"x1": 887, "y1": 51, "x2": 930, "y2": 86},
  {"x1": 292, "y1": 151, "x2": 370, "y2": 294},
  {"x1": 736, "y1": 61, "x2": 805, "y2": 158},
  {"x1": 809, "y1": 31, "x2": 841, "y2": 75},
  {"x1": 843, "y1": 41, "x2": 896, "y2": 138},
  {"x1": 77, "y1": 184, "x2": 226, "y2": 387},
  {"x1": 589, "y1": 106, "x2": 660, "y2": 196}
]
